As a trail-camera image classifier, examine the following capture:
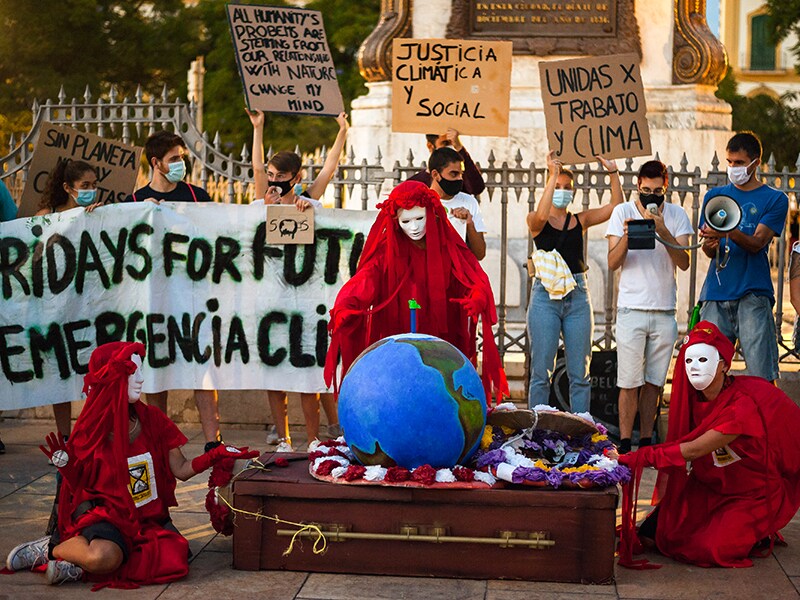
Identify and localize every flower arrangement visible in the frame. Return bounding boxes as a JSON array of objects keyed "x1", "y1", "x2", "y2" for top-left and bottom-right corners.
[
  {"x1": 308, "y1": 439, "x2": 498, "y2": 488},
  {"x1": 475, "y1": 417, "x2": 630, "y2": 489}
]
